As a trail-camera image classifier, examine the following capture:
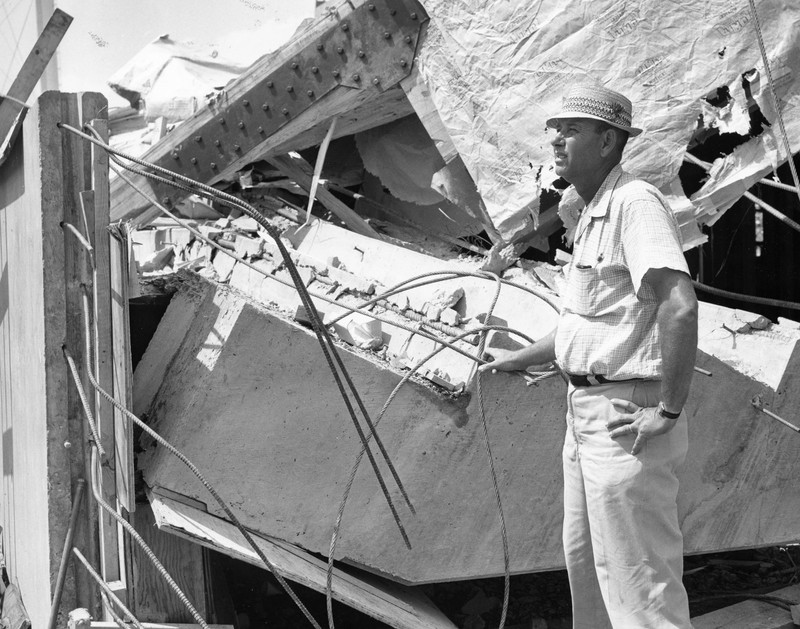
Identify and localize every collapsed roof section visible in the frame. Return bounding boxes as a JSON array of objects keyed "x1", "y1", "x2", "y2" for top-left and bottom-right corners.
[{"x1": 109, "y1": 0, "x2": 800, "y2": 257}]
